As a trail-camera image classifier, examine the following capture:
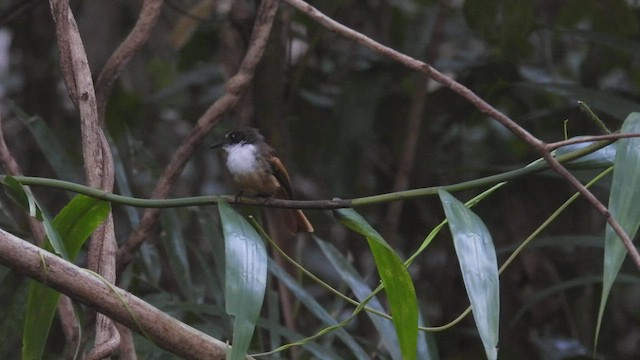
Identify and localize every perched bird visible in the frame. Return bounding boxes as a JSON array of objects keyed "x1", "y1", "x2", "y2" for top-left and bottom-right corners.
[{"x1": 211, "y1": 127, "x2": 313, "y2": 233}]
